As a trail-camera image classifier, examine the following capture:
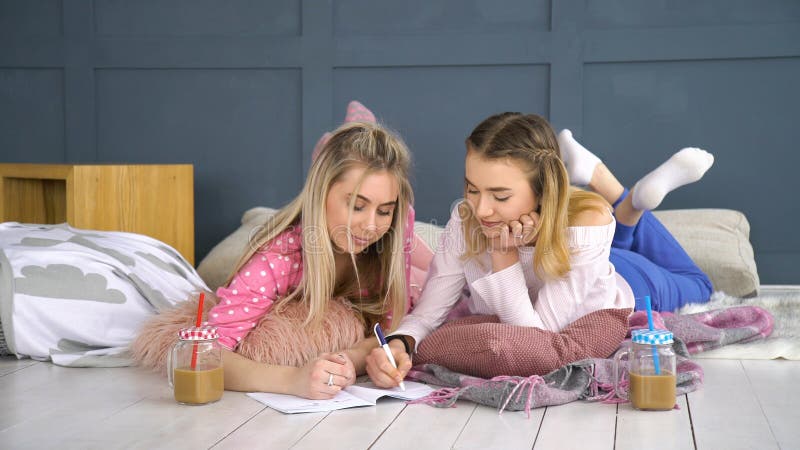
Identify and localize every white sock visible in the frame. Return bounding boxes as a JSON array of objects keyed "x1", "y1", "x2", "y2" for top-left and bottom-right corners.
[
  {"x1": 557, "y1": 129, "x2": 602, "y2": 186},
  {"x1": 631, "y1": 147, "x2": 715, "y2": 211}
]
